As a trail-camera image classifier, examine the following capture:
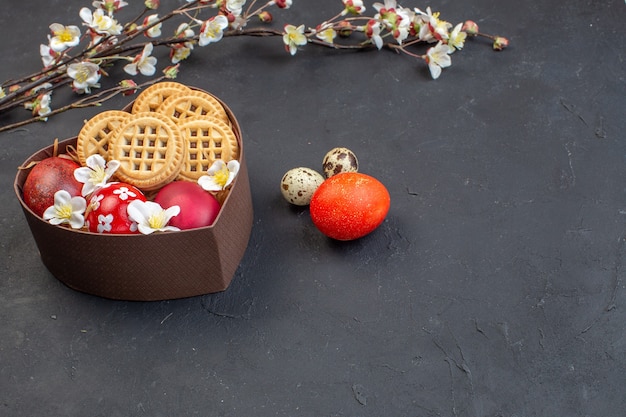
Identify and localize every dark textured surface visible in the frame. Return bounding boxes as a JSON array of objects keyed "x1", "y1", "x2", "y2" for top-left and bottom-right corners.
[{"x1": 1, "y1": 0, "x2": 625, "y2": 415}]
